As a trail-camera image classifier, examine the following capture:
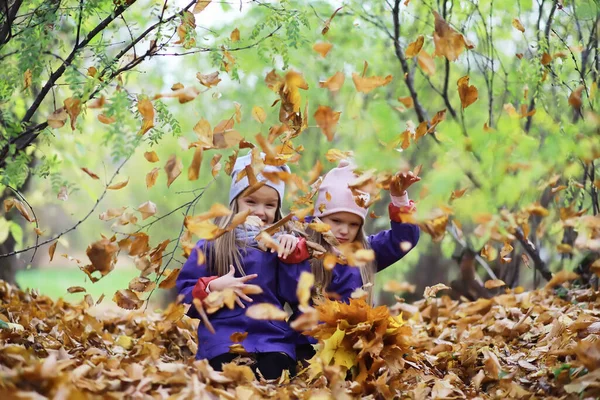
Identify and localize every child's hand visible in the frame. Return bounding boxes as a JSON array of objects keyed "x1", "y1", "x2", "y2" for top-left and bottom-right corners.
[
  {"x1": 209, "y1": 265, "x2": 258, "y2": 308},
  {"x1": 390, "y1": 170, "x2": 421, "y2": 196},
  {"x1": 276, "y1": 234, "x2": 300, "y2": 259}
]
